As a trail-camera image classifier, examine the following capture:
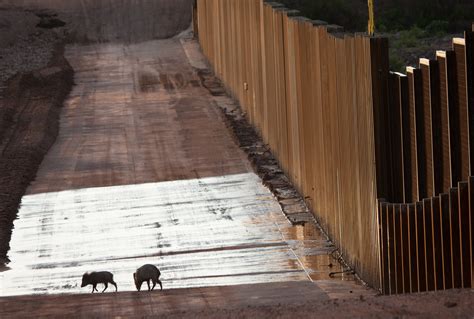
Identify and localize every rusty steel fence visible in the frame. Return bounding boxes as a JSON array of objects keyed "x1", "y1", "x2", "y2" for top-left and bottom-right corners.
[
  {"x1": 196, "y1": 0, "x2": 388, "y2": 288},
  {"x1": 378, "y1": 181, "x2": 472, "y2": 294},
  {"x1": 380, "y1": 30, "x2": 474, "y2": 204},
  {"x1": 378, "y1": 26, "x2": 474, "y2": 294},
  {"x1": 196, "y1": 0, "x2": 474, "y2": 293}
]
